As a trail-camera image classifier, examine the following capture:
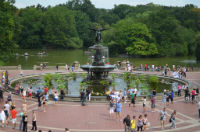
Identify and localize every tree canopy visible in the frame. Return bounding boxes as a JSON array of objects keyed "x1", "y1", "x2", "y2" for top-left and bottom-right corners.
[{"x1": 1, "y1": 0, "x2": 200, "y2": 61}]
